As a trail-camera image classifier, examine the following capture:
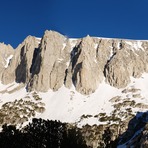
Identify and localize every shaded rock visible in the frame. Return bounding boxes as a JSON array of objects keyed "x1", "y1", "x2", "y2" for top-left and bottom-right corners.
[
  {"x1": 0, "y1": 43, "x2": 14, "y2": 80},
  {"x1": 135, "y1": 103, "x2": 148, "y2": 109},
  {"x1": 2, "y1": 36, "x2": 40, "y2": 84},
  {"x1": 133, "y1": 94, "x2": 141, "y2": 98},
  {"x1": 105, "y1": 40, "x2": 148, "y2": 88},
  {"x1": 70, "y1": 36, "x2": 104, "y2": 94},
  {"x1": 28, "y1": 30, "x2": 70, "y2": 92},
  {"x1": 109, "y1": 96, "x2": 121, "y2": 103},
  {"x1": 1, "y1": 31, "x2": 148, "y2": 94},
  {"x1": 139, "y1": 123, "x2": 148, "y2": 148}
]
